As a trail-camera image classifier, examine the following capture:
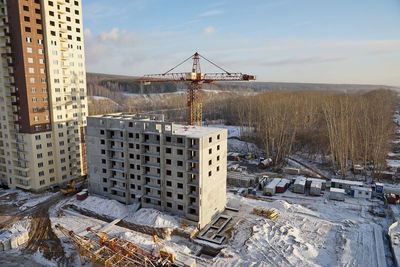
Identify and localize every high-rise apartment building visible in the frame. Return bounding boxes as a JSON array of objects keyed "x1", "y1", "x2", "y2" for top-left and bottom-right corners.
[
  {"x1": 0, "y1": 0, "x2": 87, "y2": 191},
  {"x1": 86, "y1": 113, "x2": 227, "y2": 229}
]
